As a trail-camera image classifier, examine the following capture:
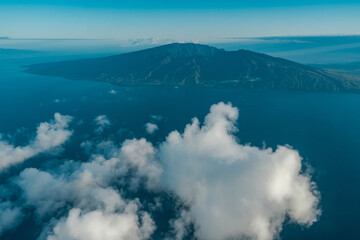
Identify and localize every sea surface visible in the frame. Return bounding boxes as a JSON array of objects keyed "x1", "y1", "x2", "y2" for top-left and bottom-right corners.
[{"x1": 1, "y1": 53, "x2": 360, "y2": 239}]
